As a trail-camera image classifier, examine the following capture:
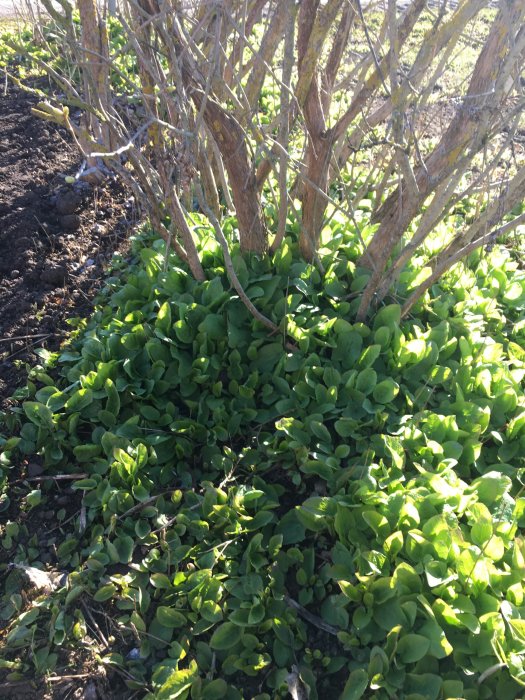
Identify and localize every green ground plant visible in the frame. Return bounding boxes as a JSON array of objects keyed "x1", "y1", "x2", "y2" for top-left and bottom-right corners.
[
  {"x1": 1, "y1": 2, "x2": 525, "y2": 697},
  {"x1": 1, "y1": 214, "x2": 525, "y2": 698}
]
